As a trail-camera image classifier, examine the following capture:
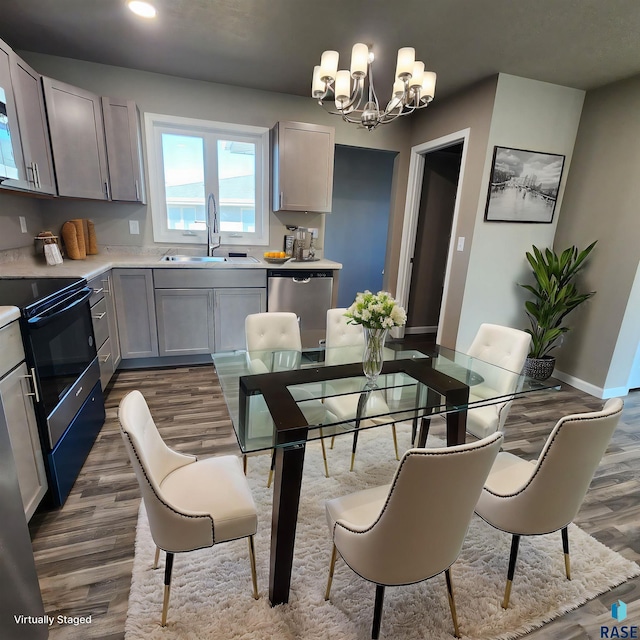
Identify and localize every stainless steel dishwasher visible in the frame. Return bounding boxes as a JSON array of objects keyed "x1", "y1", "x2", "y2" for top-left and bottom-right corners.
[{"x1": 267, "y1": 270, "x2": 333, "y2": 348}]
